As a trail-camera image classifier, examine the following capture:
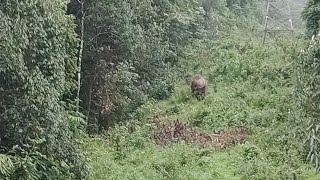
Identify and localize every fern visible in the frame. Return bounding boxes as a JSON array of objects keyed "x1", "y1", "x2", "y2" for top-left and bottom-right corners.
[{"x1": 0, "y1": 154, "x2": 13, "y2": 177}]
